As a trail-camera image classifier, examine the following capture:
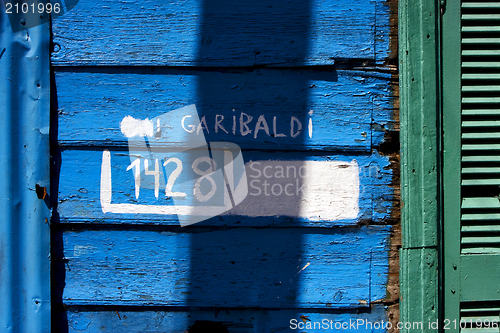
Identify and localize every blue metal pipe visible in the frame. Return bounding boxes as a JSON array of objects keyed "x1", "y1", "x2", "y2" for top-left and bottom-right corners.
[{"x1": 0, "y1": 10, "x2": 51, "y2": 333}]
